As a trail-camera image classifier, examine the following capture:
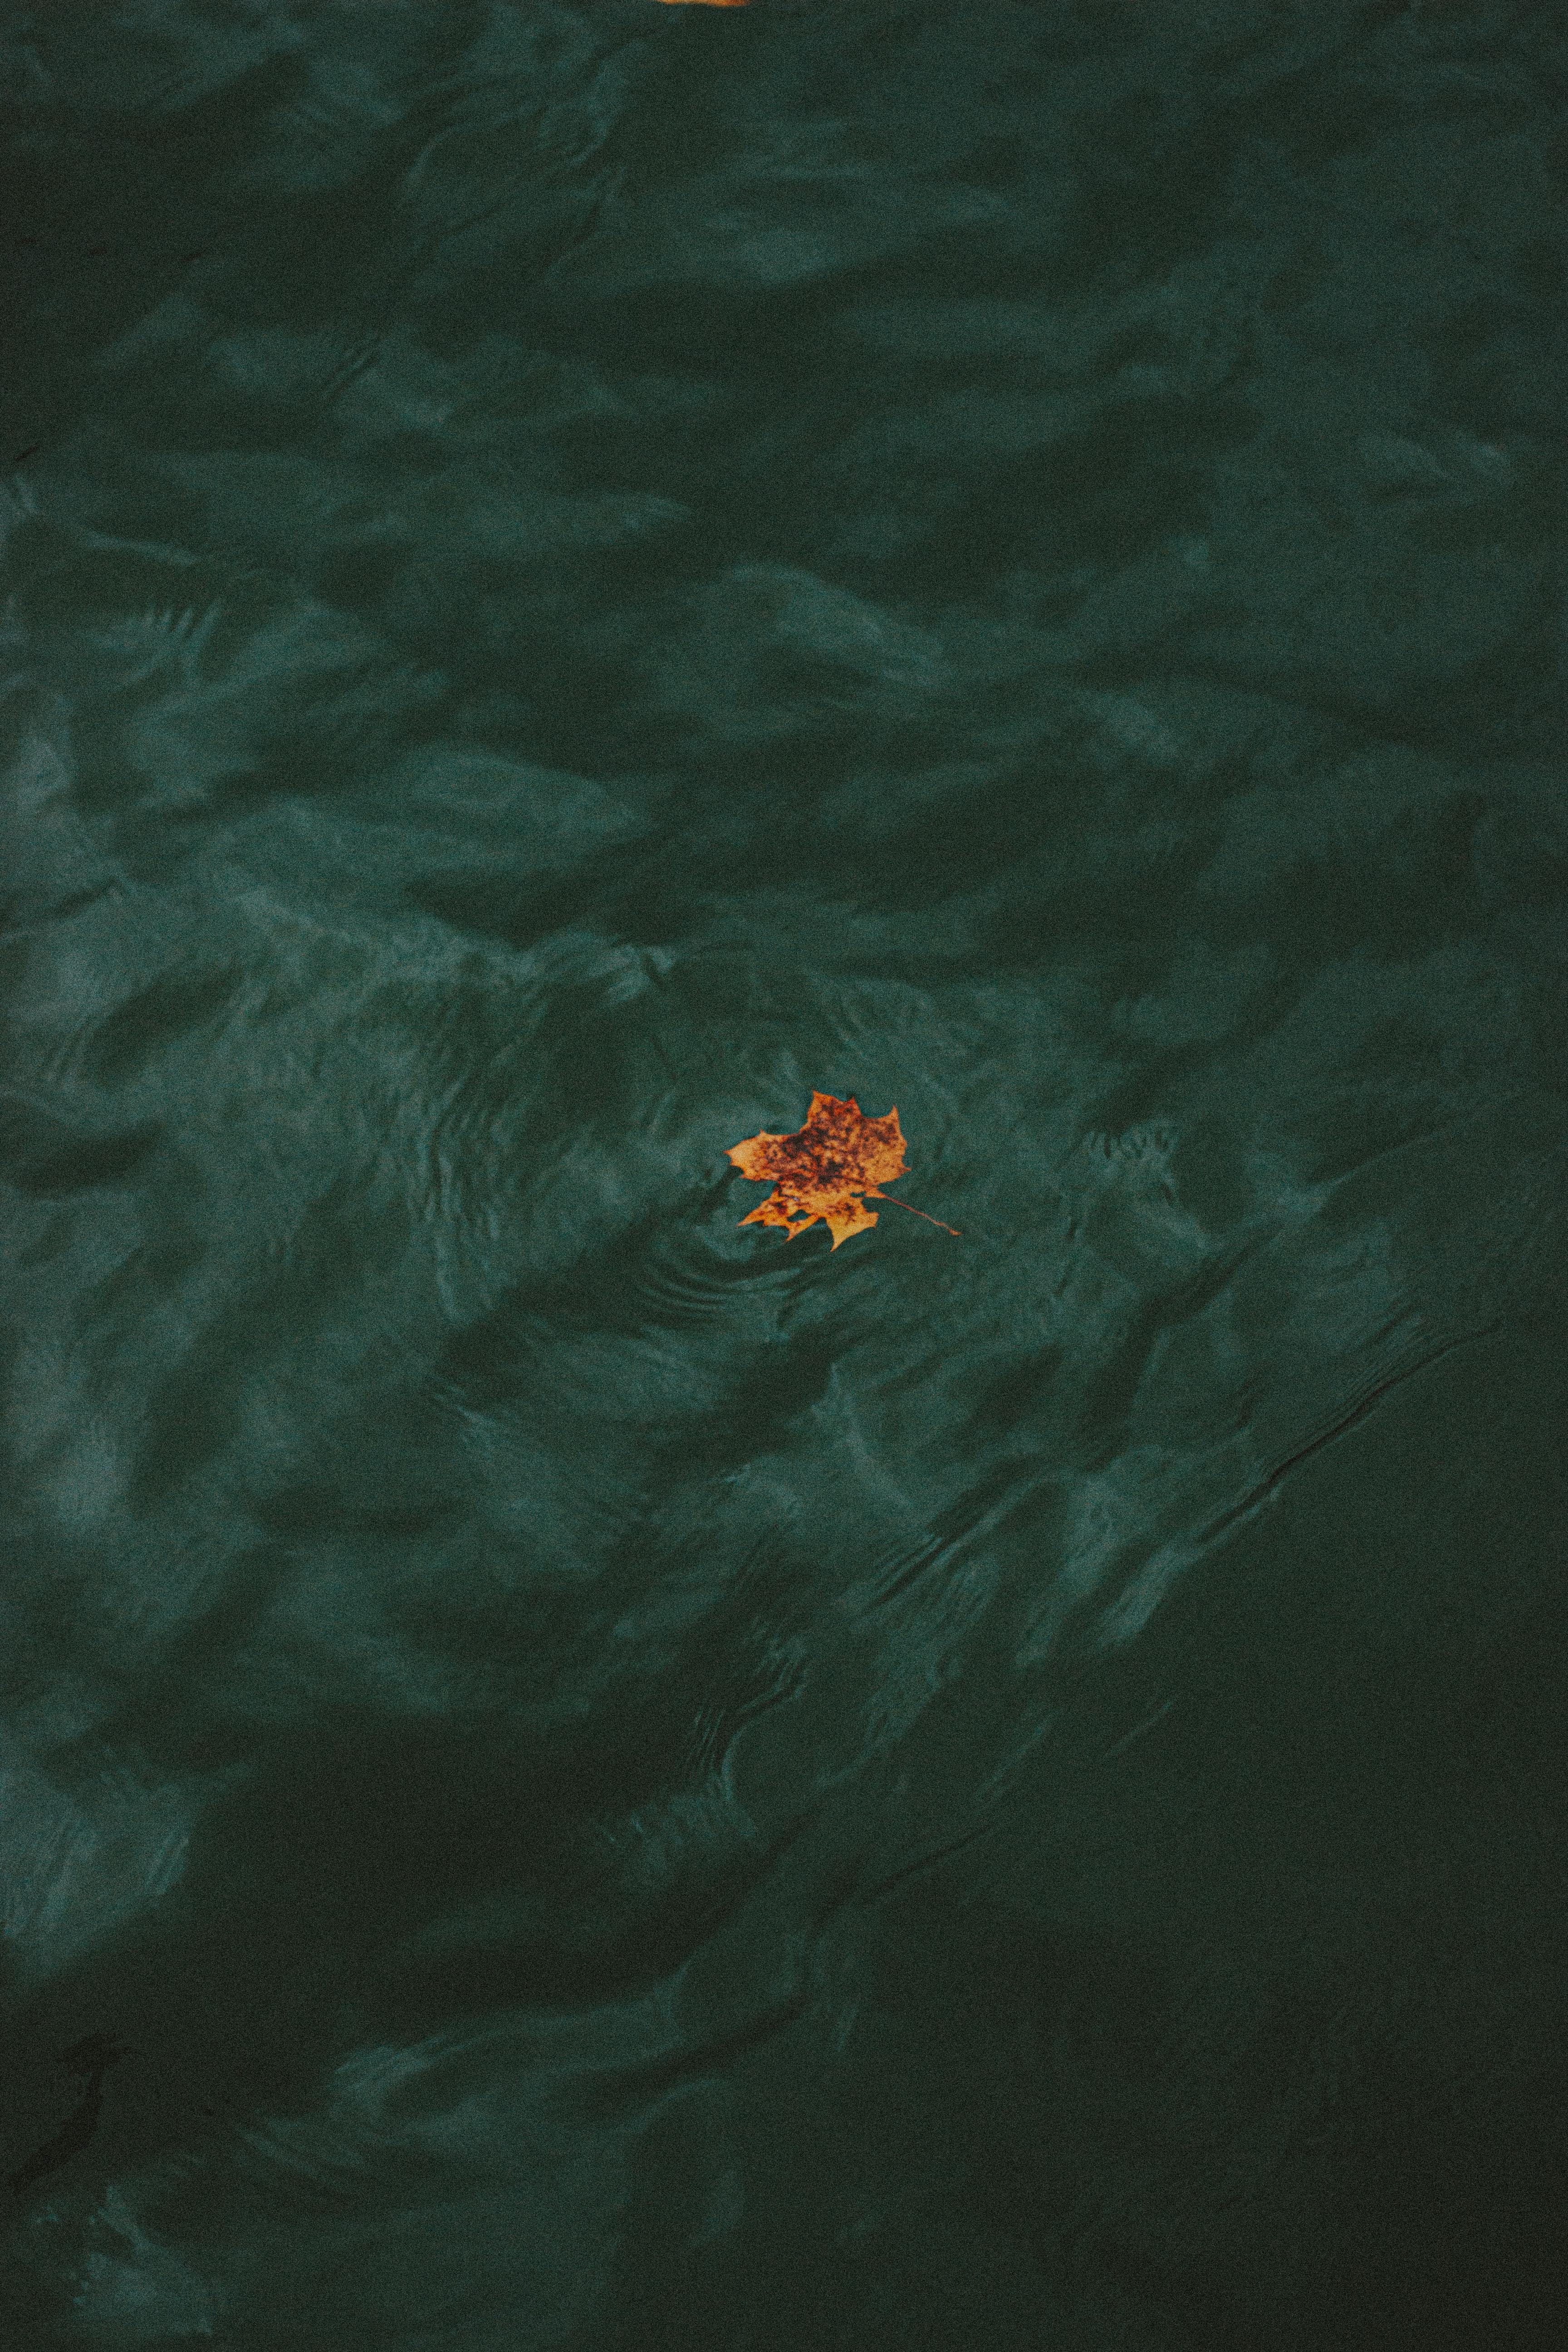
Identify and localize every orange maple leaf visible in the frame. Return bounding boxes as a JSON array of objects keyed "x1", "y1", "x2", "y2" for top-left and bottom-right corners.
[{"x1": 725, "y1": 1091, "x2": 960, "y2": 1250}]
